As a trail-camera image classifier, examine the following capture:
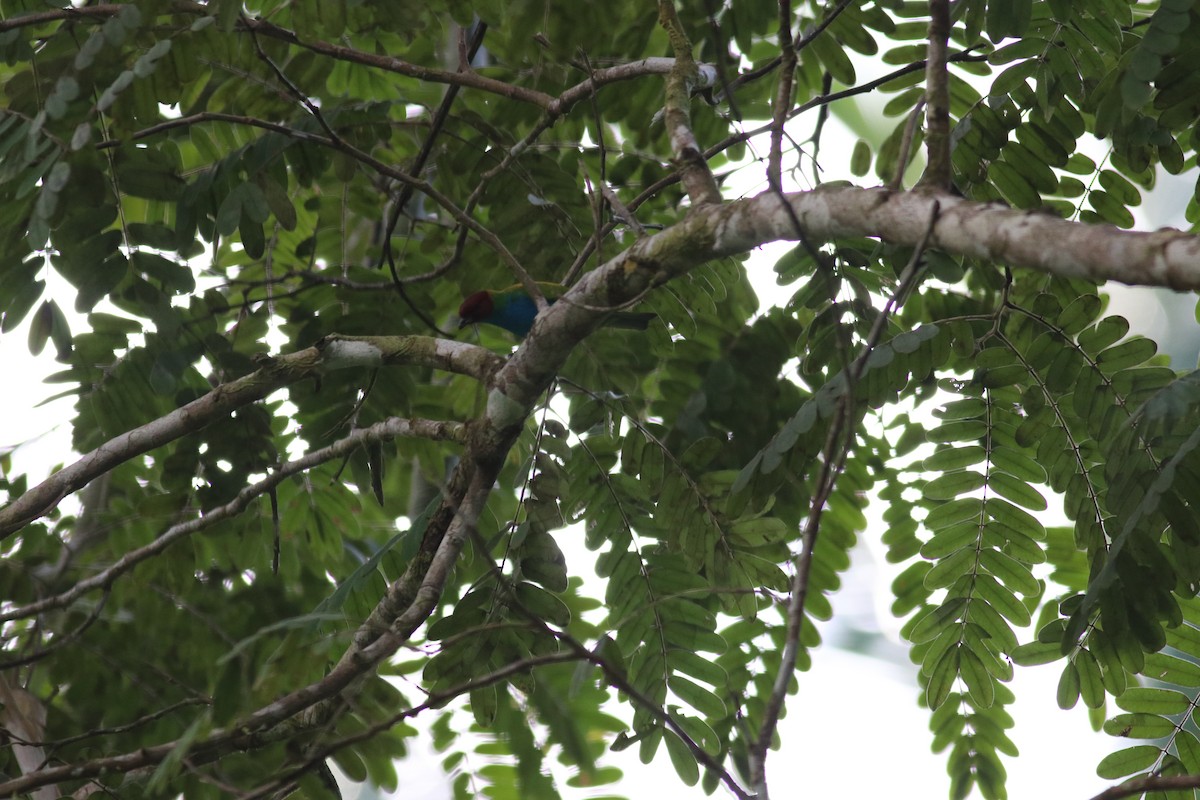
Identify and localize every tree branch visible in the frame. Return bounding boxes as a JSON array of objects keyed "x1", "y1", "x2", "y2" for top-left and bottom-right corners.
[
  {"x1": 657, "y1": 0, "x2": 723, "y2": 206},
  {"x1": 768, "y1": 0, "x2": 797, "y2": 191},
  {"x1": 916, "y1": 0, "x2": 953, "y2": 189},
  {"x1": 1091, "y1": 773, "x2": 1200, "y2": 800},
  {"x1": 1, "y1": 416, "x2": 463, "y2": 623},
  {"x1": 566, "y1": 49, "x2": 988, "y2": 276},
  {"x1": 721, "y1": 0, "x2": 857, "y2": 99},
  {"x1": 0, "y1": 336, "x2": 500, "y2": 539},
  {"x1": 750, "y1": 202, "x2": 940, "y2": 795}
]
